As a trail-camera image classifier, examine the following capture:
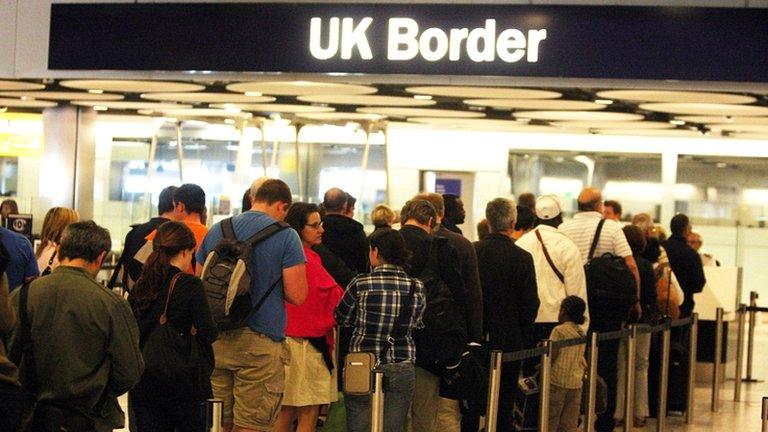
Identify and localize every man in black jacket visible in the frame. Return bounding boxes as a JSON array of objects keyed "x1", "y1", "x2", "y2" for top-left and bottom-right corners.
[
  {"x1": 474, "y1": 198, "x2": 539, "y2": 432},
  {"x1": 663, "y1": 214, "x2": 706, "y2": 318},
  {"x1": 320, "y1": 188, "x2": 369, "y2": 274},
  {"x1": 110, "y1": 185, "x2": 177, "y2": 290},
  {"x1": 400, "y1": 199, "x2": 466, "y2": 432}
]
